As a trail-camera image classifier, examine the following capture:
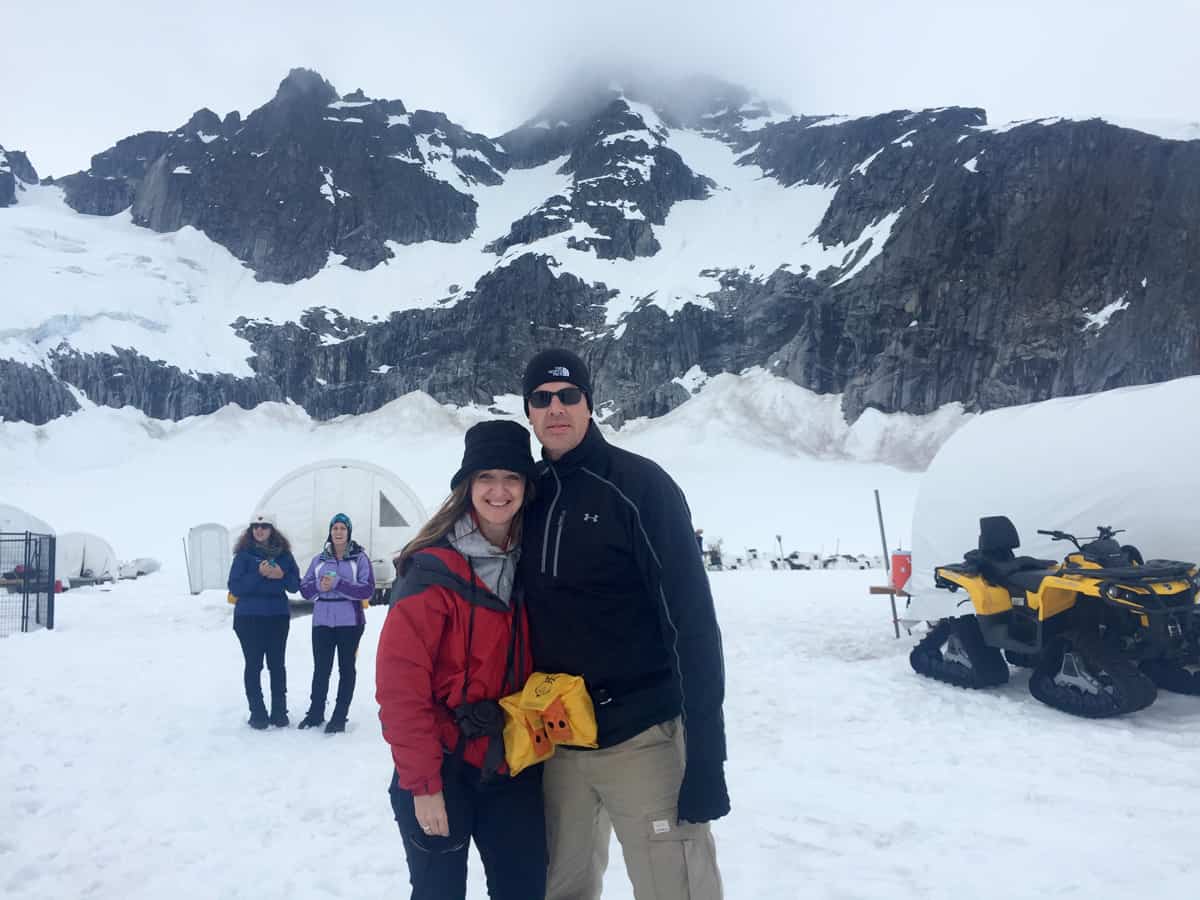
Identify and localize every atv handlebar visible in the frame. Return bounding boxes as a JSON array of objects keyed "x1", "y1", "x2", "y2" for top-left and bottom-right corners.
[{"x1": 1037, "y1": 526, "x2": 1125, "y2": 549}]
